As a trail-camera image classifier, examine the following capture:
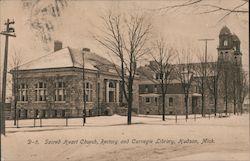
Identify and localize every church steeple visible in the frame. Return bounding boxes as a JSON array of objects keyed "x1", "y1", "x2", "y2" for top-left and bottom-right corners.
[{"x1": 217, "y1": 26, "x2": 242, "y2": 64}]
